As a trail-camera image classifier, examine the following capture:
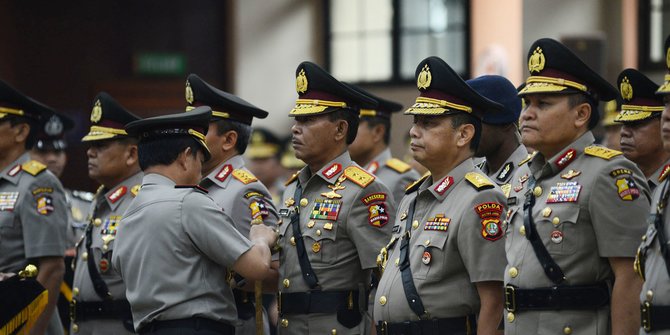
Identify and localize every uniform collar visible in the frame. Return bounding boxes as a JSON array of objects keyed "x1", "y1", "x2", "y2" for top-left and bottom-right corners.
[
  {"x1": 299, "y1": 151, "x2": 352, "y2": 186},
  {"x1": 530, "y1": 131, "x2": 595, "y2": 179},
  {"x1": 366, "y1": 148, "x2": 392, "y2": 174},
  {"x1": 204, "y1": 155, "x2": 245, "y2": 189},
  {"x1": 650, "y1": 160, "x2": 670, "y2": 189},
  {"x1": 420, "y1": 158, "x2": 474, "y2": 202},
  {"x1": 491, "y1": 144, "x2": 528, "y2": 183},
  {"x1": 0, "y1": 152, "x2": 30, "y2": 185},
  {"x1": 102, "y1": 171, "x2": 144, "y2": 211},
  {"x1": 142, "y1": 173, "x2": 176, "y2": 187}
]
